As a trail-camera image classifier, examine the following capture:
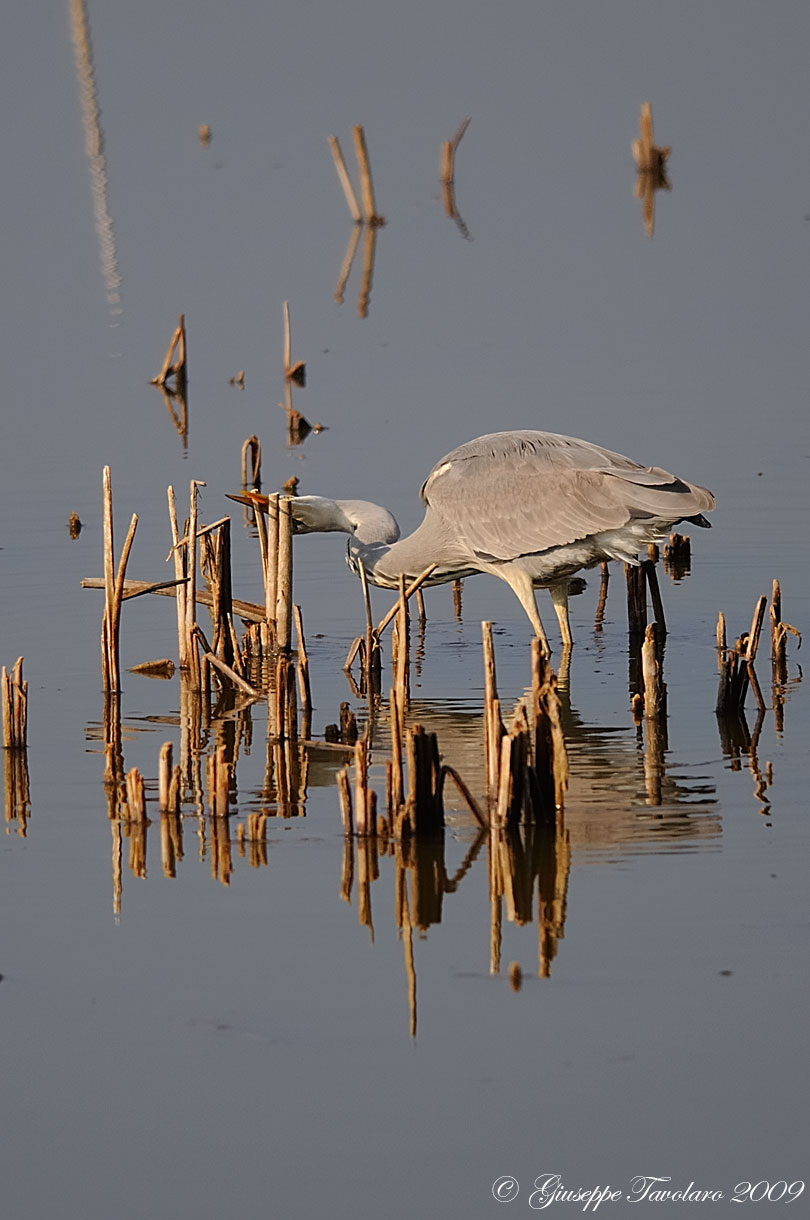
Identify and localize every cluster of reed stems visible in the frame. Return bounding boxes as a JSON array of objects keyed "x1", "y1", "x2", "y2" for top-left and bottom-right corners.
[{"x1": 716, "y1": 581, "x2": 800, "y2": 716}]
